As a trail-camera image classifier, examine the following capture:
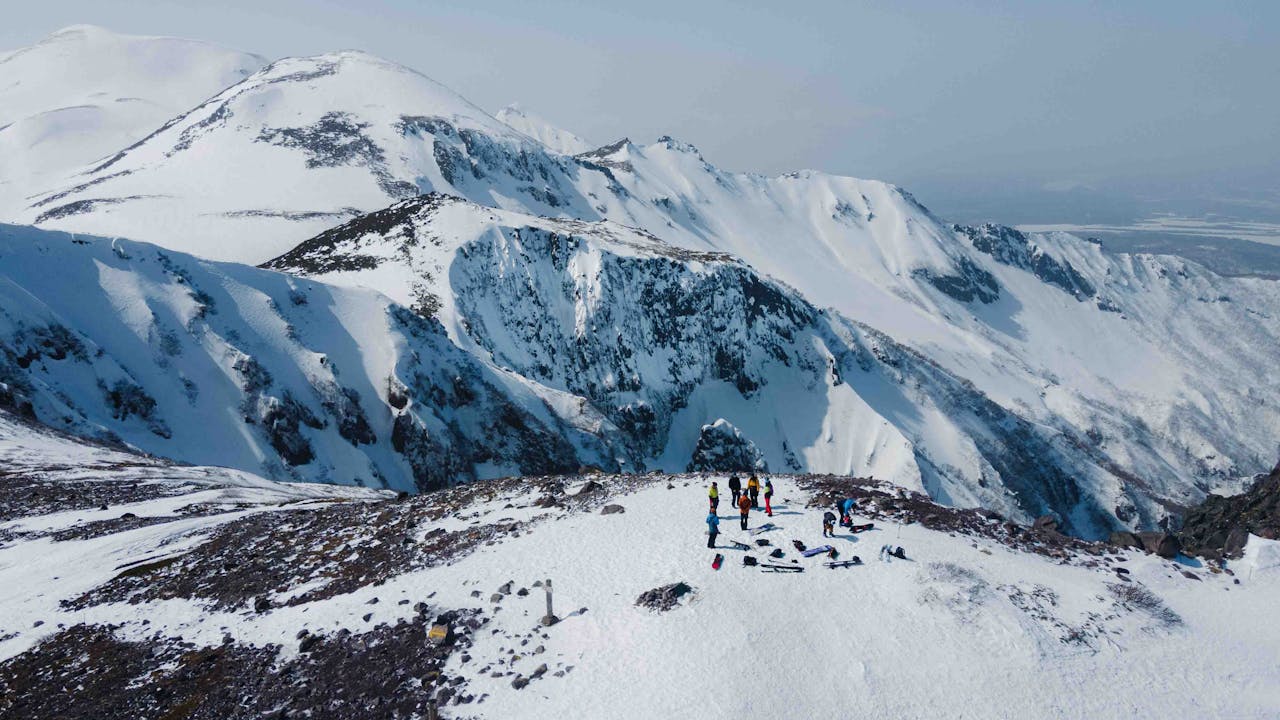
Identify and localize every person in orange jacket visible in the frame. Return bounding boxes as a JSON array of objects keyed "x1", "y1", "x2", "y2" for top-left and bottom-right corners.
[
  {"x1": 708, "y1": 481, "x2": 719, "y2": 513},
  {"x1": 747, "y1": 474, "x2": 761, "y2": 509},
  {"x1": 737, "y1": 491, "x2": 752, "y2": 530}
]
